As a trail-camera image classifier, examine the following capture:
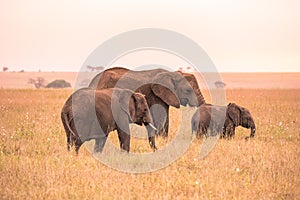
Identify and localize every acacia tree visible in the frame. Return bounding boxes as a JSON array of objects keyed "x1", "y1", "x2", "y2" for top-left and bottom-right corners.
[{"x1": 28, "y1": 77, "x2": 47, "y2": 88}]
